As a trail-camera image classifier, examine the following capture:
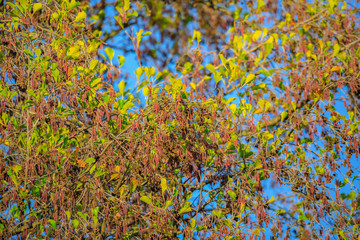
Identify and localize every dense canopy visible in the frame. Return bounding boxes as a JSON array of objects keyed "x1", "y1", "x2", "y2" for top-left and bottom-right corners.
[{"x1": 0, "y1": 0, "x2": 360, "y2": 239}]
